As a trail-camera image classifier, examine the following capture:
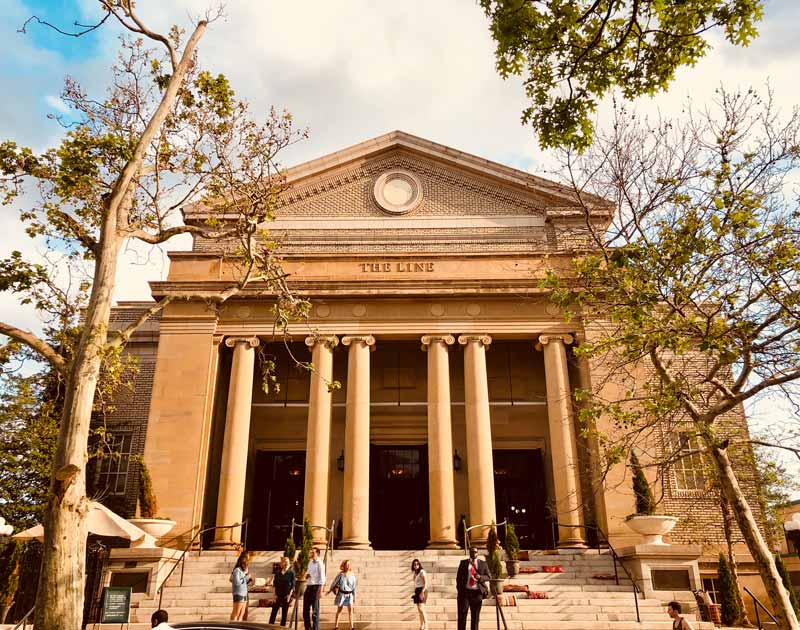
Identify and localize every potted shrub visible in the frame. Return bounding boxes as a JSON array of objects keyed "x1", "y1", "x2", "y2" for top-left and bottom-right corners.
[
  {"x1": 486, "y1": 522, "x2": 505, "y2": 596},
  {"x1": 504, "y1": 522, "x2": 521, "y2": 577},
  {"x1": 129, "y1": 462, "x2": 176, "y2": 540},
  {"x1": 0, "y1": 540, "x2": 22, "y2": 624},
  {"x1": 624, "y1": 452, "x2": 677, "y2": 545},
  {"x1": 292, "y1": 518, "x2": 314, "y2": 597}
]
